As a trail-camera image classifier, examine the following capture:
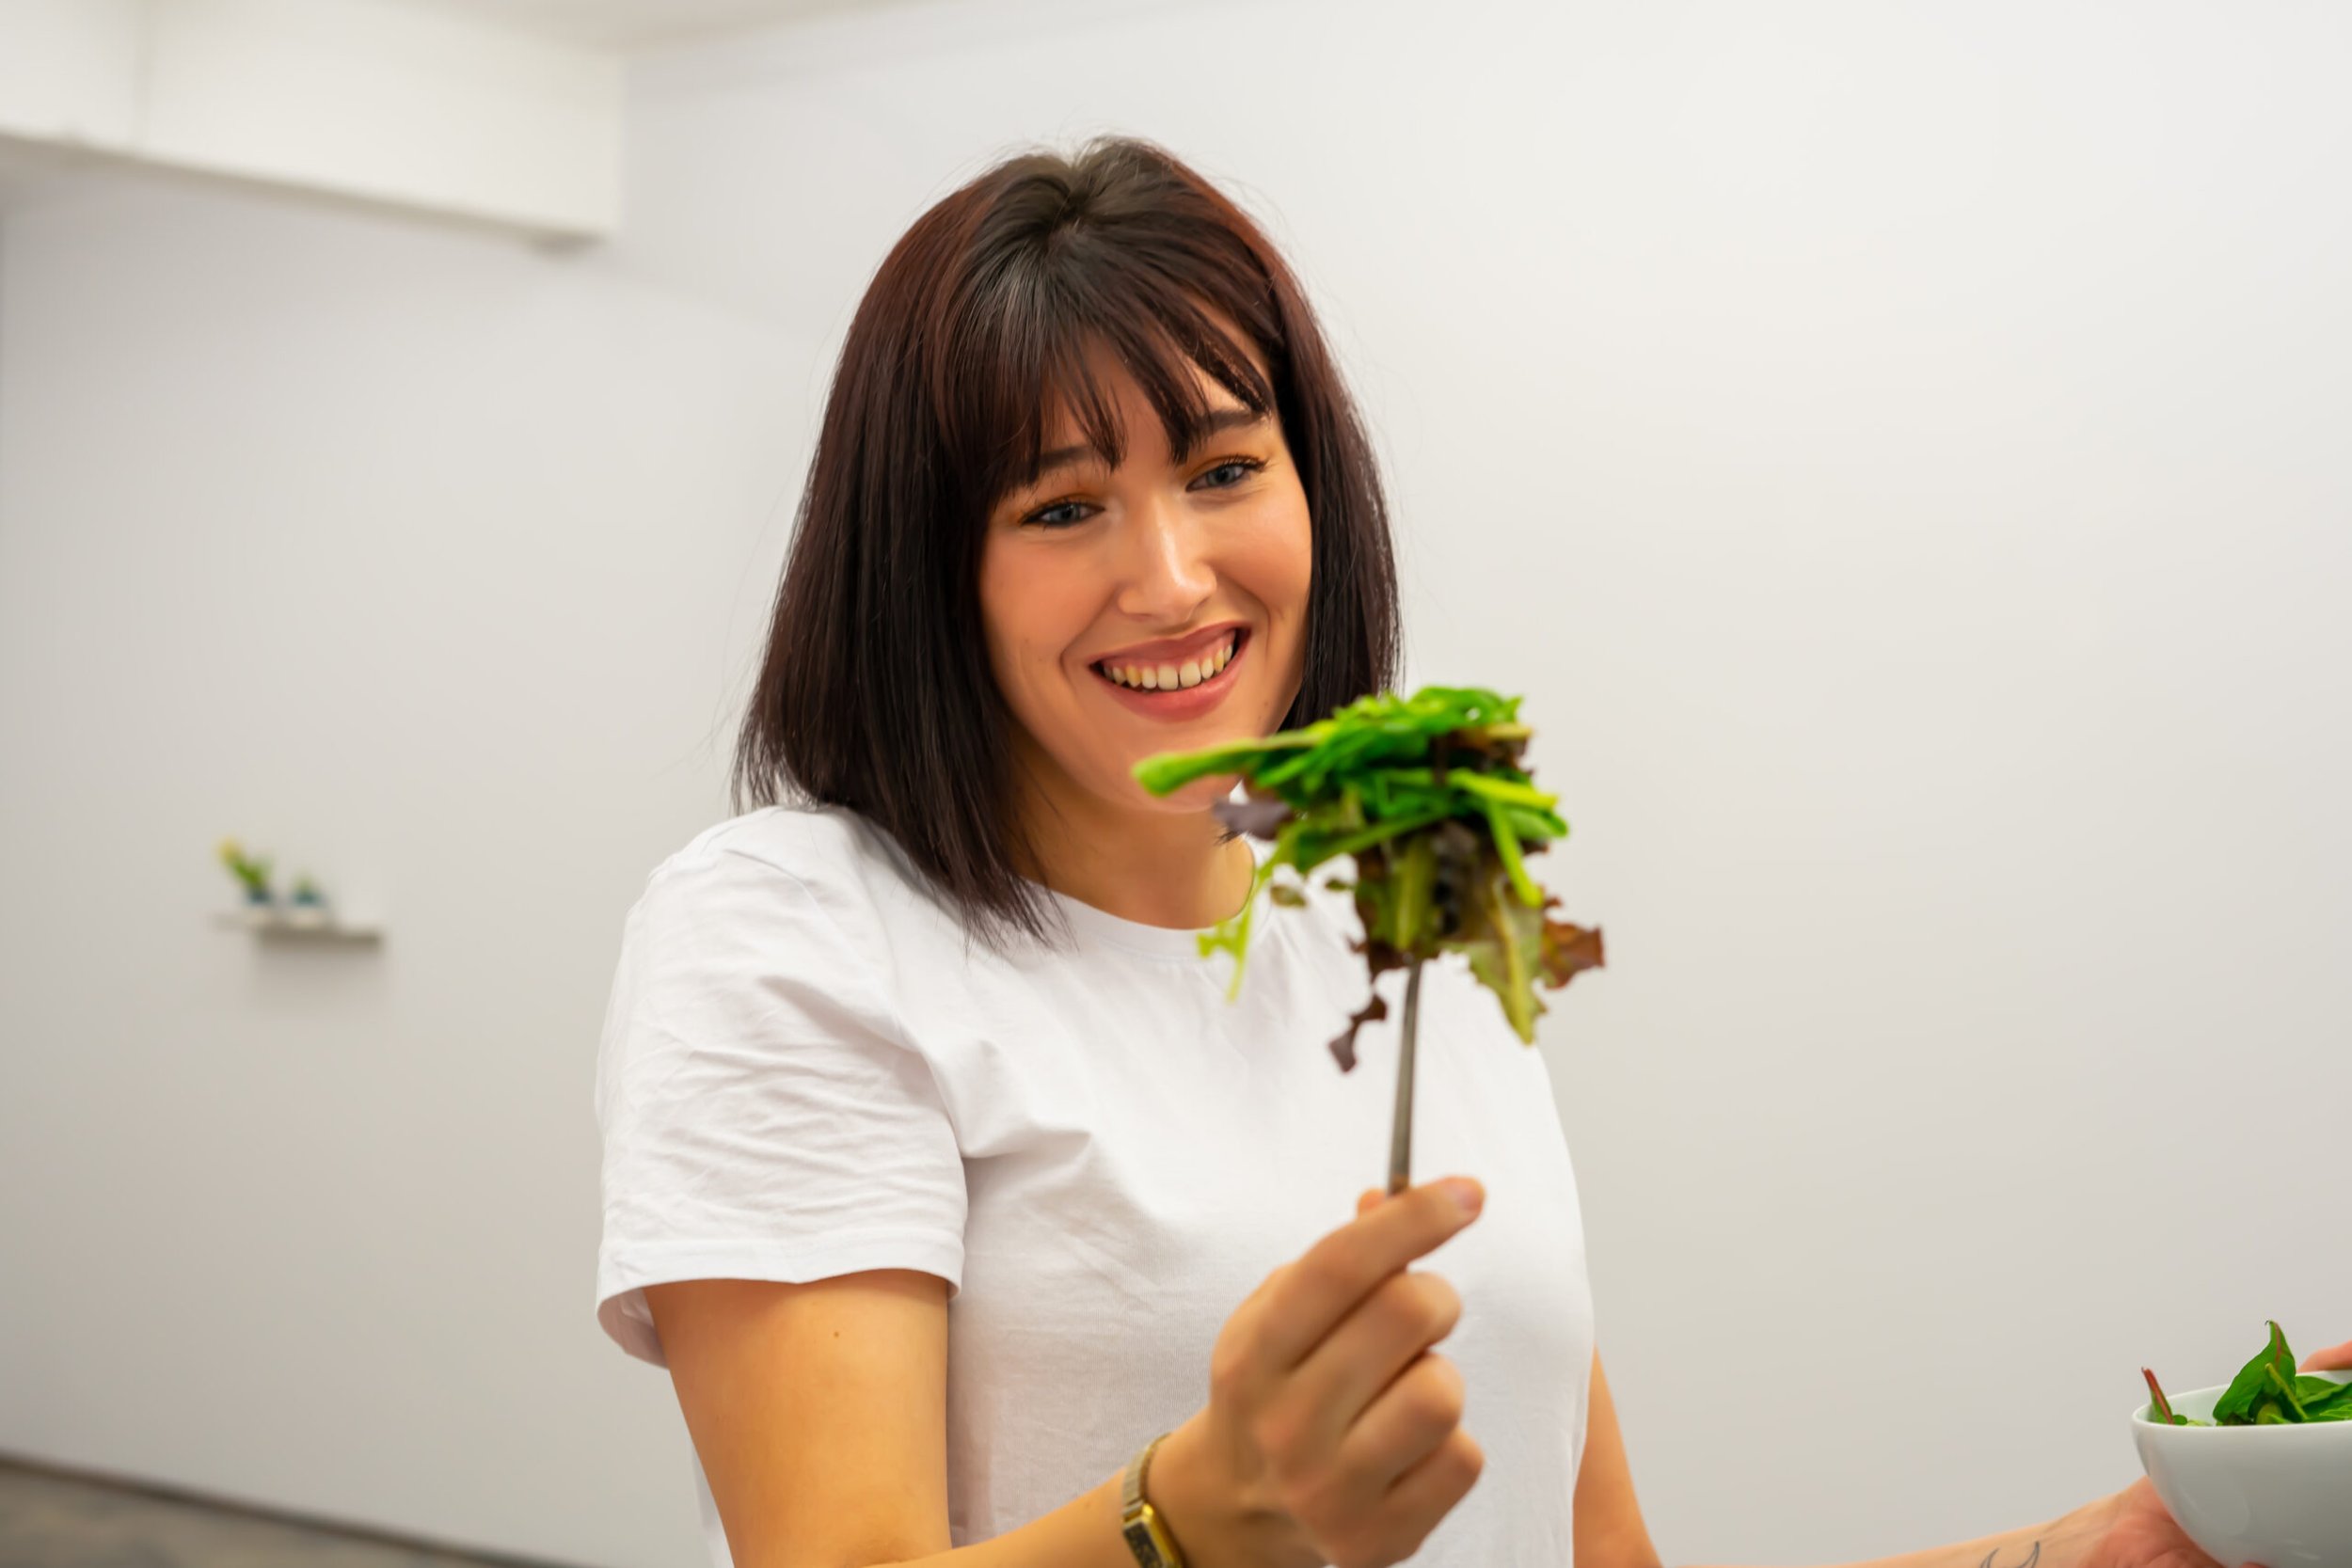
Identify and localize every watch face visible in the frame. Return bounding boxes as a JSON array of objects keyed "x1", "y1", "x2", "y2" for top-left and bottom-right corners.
[{"x1": 1121, "y1": 1519, "x2": 1158, "y2": 1561}]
